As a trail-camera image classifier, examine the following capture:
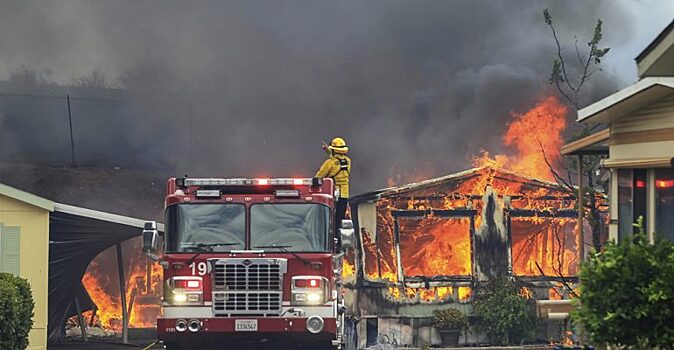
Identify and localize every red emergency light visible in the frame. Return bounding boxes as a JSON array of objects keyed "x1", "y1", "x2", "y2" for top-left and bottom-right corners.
[
  {"x1": 174, "y1": 279, "x2": 202, "y2": 289},
  {"x1": 656, "y1": 180, "x2": 674, "y2": 189},
  {"x1": 294, "y1": 278, "x2": 321, "y2": 288},
  {"x1": 635, "y1": 179, "x2": 646, "y2": 188}
]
